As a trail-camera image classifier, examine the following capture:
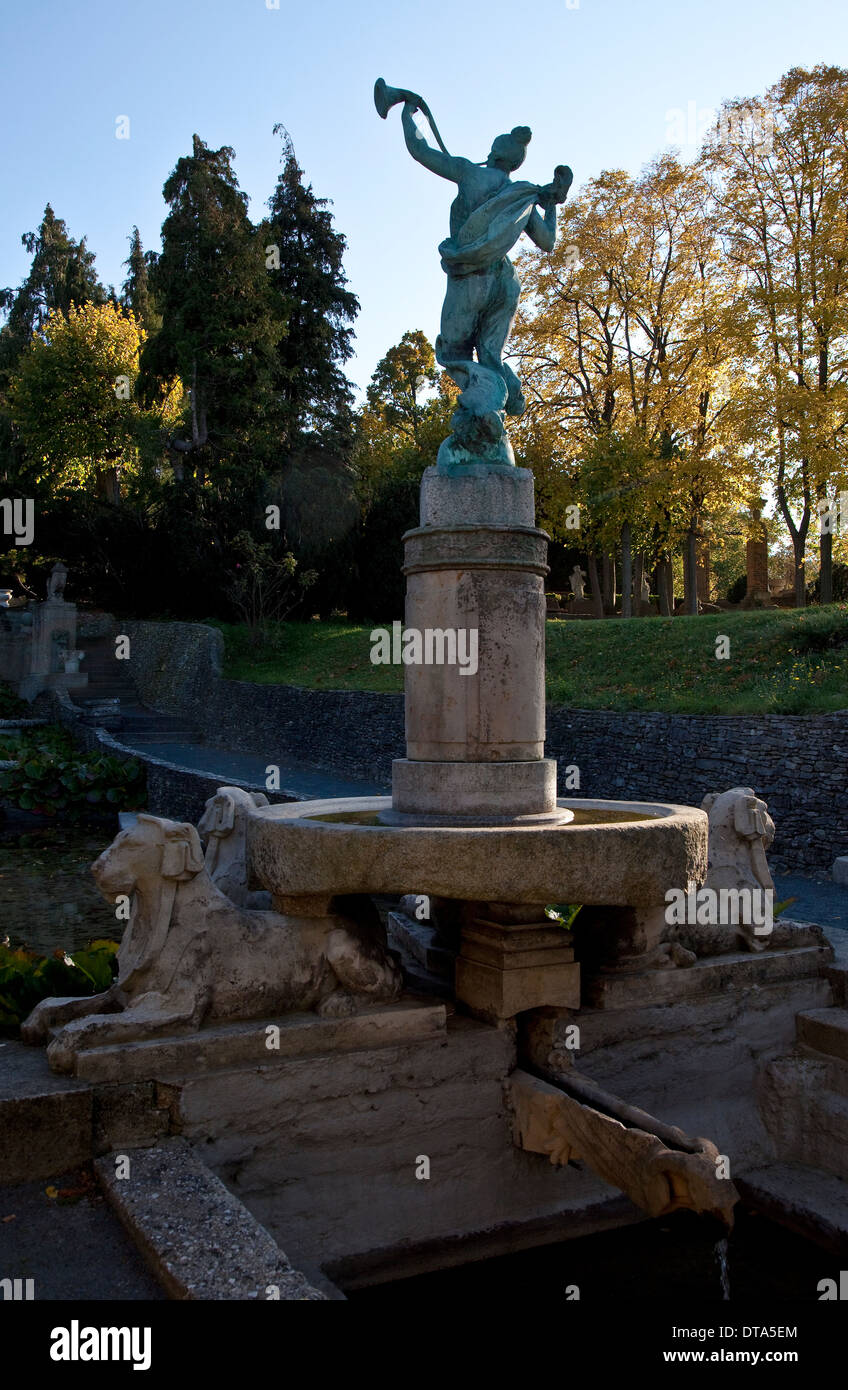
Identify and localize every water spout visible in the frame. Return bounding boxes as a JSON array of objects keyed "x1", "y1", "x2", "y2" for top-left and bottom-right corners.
[{"x1": 509, "y1": 1066, "x2": 739, "y2": 1229}]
